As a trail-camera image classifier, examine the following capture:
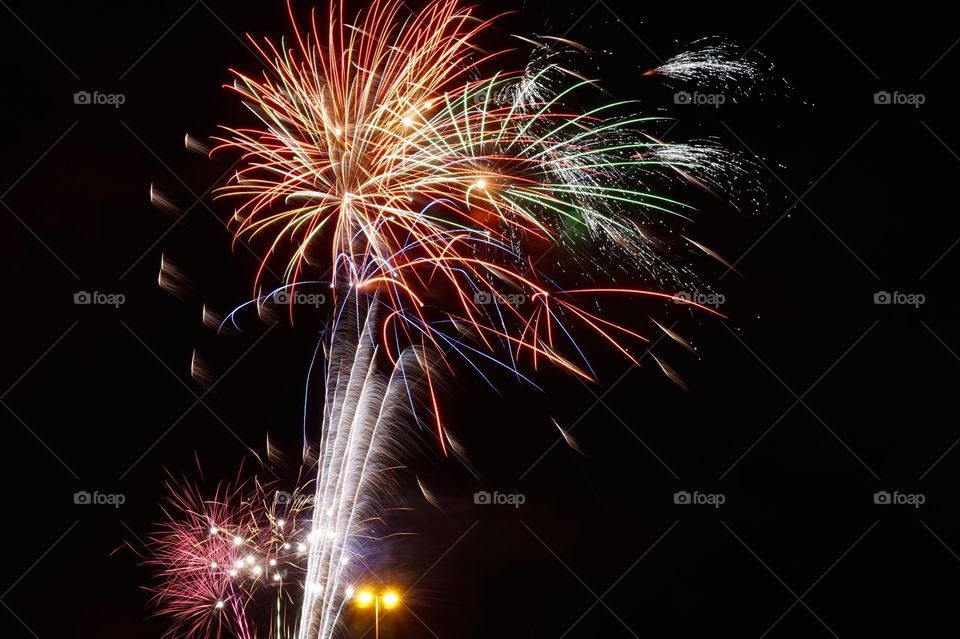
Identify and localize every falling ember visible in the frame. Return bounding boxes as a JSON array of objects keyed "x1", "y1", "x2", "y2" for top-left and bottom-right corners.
[
  {"x1": 190, "y1": 349, "x2": 214, "y2": 388},
  {"x1": 551, "y1": 418, "x2": 585, "y2": 456},
  {"x1": 201, "y1": 304, "x2": 223, "y2": 330},
  {"x1": 149, "y1": 183, "x2": 183, "y2": 217},
  {"x1": 158, "y1": 254, "x2": 193, "y2": 301},
  {"x1": 184, "y1": 133, "x2": 212, "y2": 155}
]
